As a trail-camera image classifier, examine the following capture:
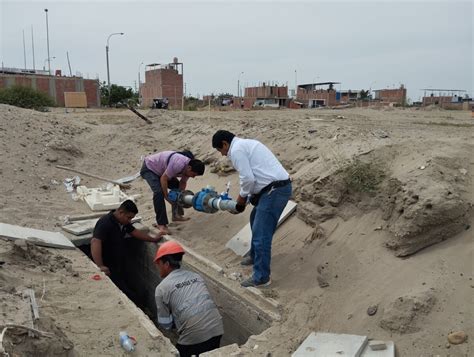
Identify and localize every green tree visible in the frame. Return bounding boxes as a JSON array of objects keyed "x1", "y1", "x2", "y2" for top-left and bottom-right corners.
[{"x1": 100, "y1": 82, "x2": 136, "y2": 107}]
